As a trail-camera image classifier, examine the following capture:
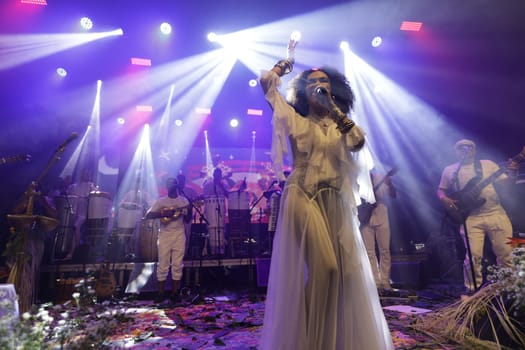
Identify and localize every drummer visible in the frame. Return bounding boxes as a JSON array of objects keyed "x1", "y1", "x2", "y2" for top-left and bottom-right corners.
[
  {"x1": 201, "y1": 153, "x2": 236, "y2": 189},
  {"x1": 202, "y1": 167, "x2": 230, "y2": 256}
]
